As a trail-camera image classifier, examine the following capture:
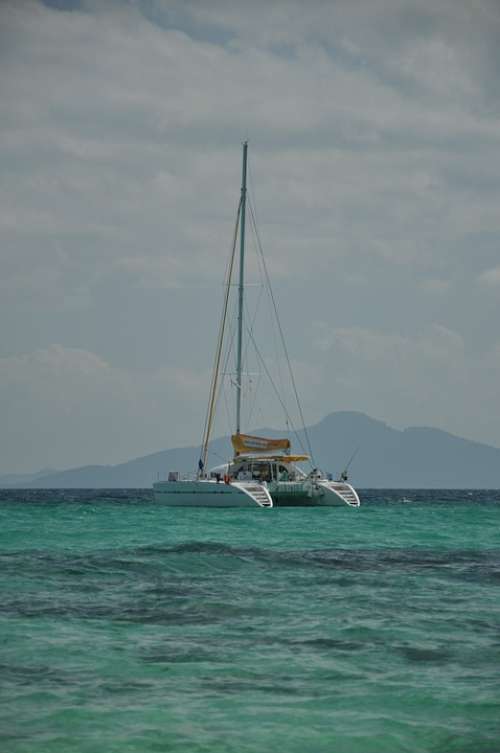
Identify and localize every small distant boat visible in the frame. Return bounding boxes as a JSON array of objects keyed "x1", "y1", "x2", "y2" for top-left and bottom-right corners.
[{"x1": 153, "y1": 143, "x2": 360, "y2": 509}]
